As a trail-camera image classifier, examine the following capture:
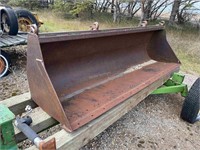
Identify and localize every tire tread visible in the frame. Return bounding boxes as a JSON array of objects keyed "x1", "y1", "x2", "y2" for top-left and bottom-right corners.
[{"x1": 181, "y1": 78, "x2": 200, "y2": 123}]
